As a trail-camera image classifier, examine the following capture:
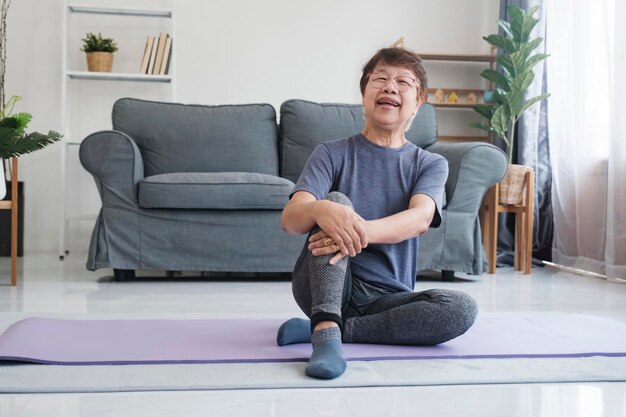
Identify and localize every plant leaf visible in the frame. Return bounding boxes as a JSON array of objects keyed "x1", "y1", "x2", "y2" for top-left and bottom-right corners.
[
  {"x1": 480, "y1": 69, "x2": 511, "y2": 90},
  {"x1": 526, "y1": 53, "x2": 550, "y2": 70},
  {"x1": 491, "y1": 105, "x2": 510, "y2": 137},
  {"x1": 509, "y1": 49, "x2": 530, "y2": 76},
  {"x1": 507, "y1": 5, "x2": 526, "y2": 42},
  {"x1": 519, "y1": 93, "x2": 551, "y2": 115},
  {"x1": 520, "y1": 14, "x2": 540, "y2": 43},
  {"x1": 0, "y1": 126, "x2": 20, "y2": 159},
  {"x1": 498, "y1": 20, "x2": 514, "y2": 39},
  {"x1": 496, "y1": 55, "x2": 515, "y2": 76},
  {"x1": 522, "y1": 38, "x2": 543, "y2": 56},
  {"x1": 511, "y1": 71, "x2": 534, "y2": 95},
  {"x1": 472, "y1": 104, "x2": 494, "y2": 119},
  {"x1": 528, "y1": 5, "x2": 540, "y2": 16},
  {"x1": 503, "y1": 80, "x2": 526, "y2": 118},
  {"x1": 483, "y1": 34, "x2": 516, "y2": 53},
  {"x1": 470, "y1": 122, "x2": 496, "y2": 133},
  {"x1": 0, "y1": 126, "x2": 62, "y2": 159}
]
